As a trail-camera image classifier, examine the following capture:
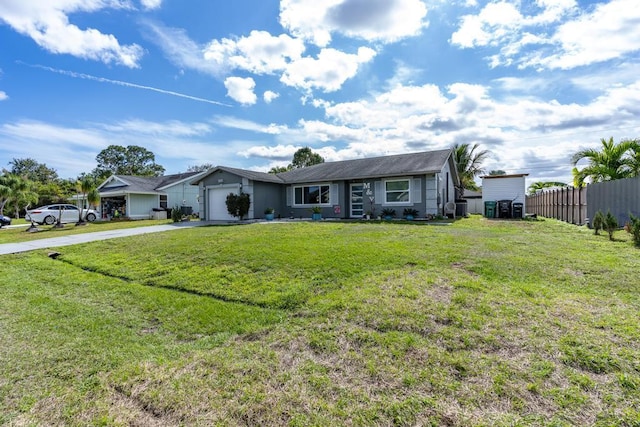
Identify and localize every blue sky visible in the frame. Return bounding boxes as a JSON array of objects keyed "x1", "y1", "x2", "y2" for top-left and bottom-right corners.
[{"x1": 1, "y1": 0, "x2": 639, "y2": 185}]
